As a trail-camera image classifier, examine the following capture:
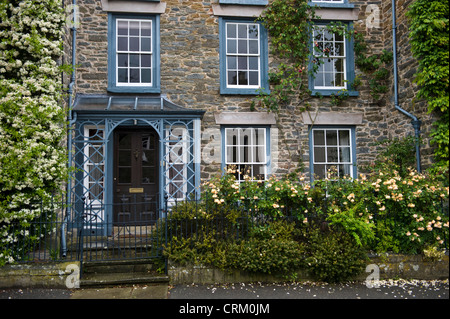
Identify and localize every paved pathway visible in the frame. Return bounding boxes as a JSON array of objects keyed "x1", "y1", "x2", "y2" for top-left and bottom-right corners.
[{"x1": 0, "y1": 279, "x2": 448, "y2": 300}]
